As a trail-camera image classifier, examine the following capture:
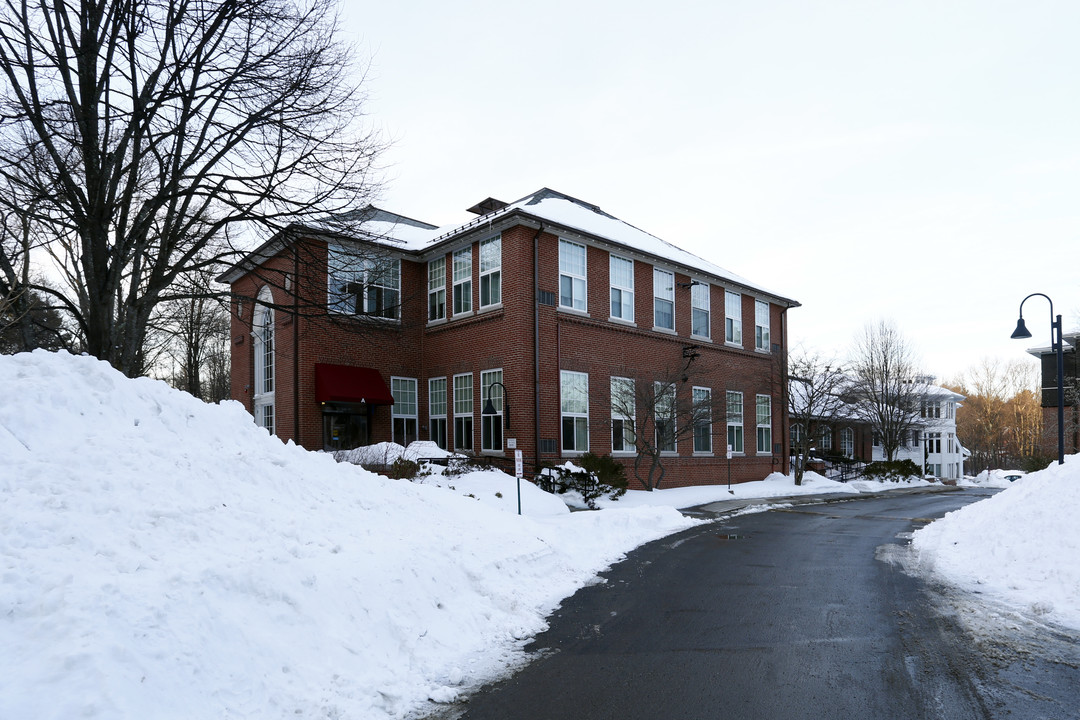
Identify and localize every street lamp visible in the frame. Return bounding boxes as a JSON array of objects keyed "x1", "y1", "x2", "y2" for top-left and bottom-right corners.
[
  {"x1": 1011, "y1": 292, "x2": 1065, "y2": 465},
  {"x1": 482, "y1": 381, "x2": 509, "y2": 430}
]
